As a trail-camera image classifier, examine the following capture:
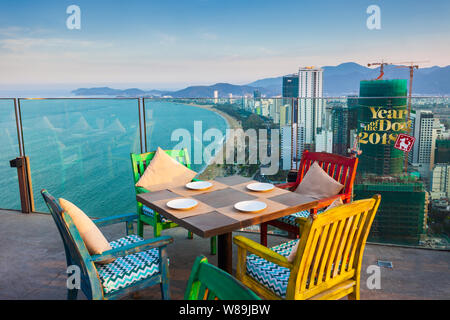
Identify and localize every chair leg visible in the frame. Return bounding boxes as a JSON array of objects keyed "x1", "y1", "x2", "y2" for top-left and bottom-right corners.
[
  {"x1": 160, "y1": 248, "x2": 170, "y2": 300},
  {"x1": 160, "y1": 282, "x2": 170, "y2": 300},
  {"x1": 67, "y1": 288, "x2": 78, "y2": 300},
  {"x1": 126, "y1": 221, "x2": 135, "y2": 236},
  {"x1": 210, "y1": 236, "x2": 217, "y2": 255},
  {"x1": 260, "y1": 223, "x2": 268, "y2": 246},
  {"x1": 348, "y1": 283, "x2": 360, "y2": 300},
  {"x1": 137, "y1": 219, "x2": 144, "y2": 237},
  {"x1": 154, "y1": 223, "x2": 162, "y2": 238},
  {"x1": 187, "y1": 231, "x2": 193, "y2": 239}
]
